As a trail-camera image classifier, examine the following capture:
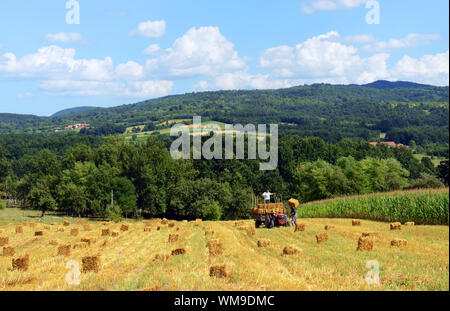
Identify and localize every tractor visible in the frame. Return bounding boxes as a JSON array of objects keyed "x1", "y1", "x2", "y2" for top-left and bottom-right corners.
[{"x1": 250, "y1": 193, "x2": 291, "y2": 228}]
